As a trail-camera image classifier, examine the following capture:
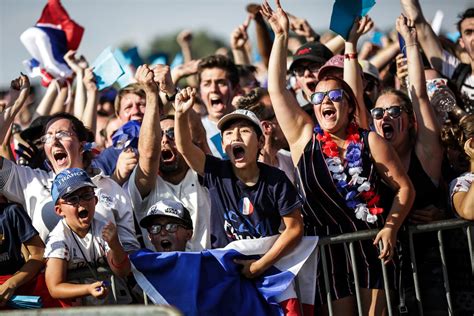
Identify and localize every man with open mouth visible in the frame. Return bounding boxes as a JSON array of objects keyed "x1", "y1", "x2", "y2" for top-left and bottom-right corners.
[{"x1": 198, "y1": 55, "x2": 240, "y2": 159}]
